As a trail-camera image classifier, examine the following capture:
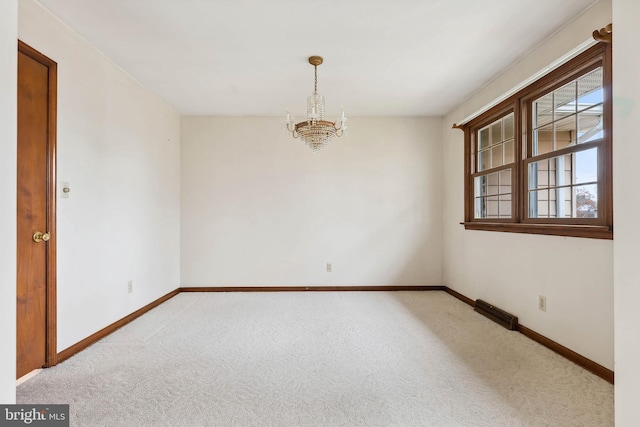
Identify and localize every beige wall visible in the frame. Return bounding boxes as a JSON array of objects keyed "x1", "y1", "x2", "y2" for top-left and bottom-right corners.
[
  {"x1": 19, "y1": 0, "x2": 181, "y2": 352},
  {"x1": 442, "y1": 0, "x2": 613, "y2": 369},
  {"x1": 0, "y1": 0, "x2": 18, "y2": 405},
  {"x1": 3, "y1": 0, "x2": 634, "y2": 412},
  {"x1": 613, "y1": 0, "x2": 640, "y2": 424},
  {"x1": 181, "y1": 116, "x2": 443, "y2": 287}
]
